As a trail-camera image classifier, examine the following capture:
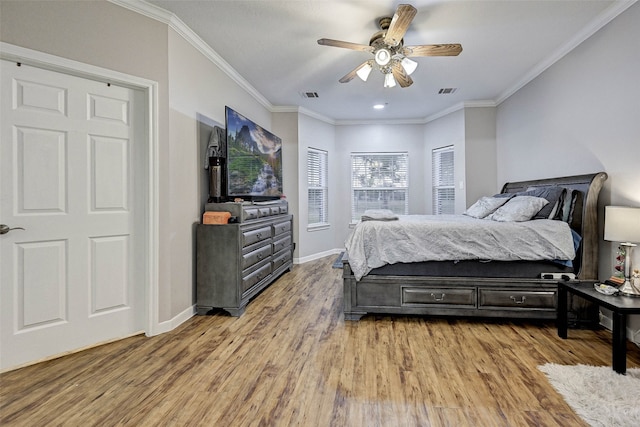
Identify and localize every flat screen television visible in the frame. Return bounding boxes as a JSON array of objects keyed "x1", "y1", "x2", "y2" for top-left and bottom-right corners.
[{"x1": 225, "y1": 106, "x2": 283, "y2": 200}]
